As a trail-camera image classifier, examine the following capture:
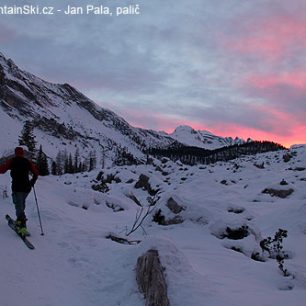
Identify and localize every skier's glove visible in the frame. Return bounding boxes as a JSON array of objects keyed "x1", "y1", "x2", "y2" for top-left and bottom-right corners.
[{"x1": 30, "y1": 178, "x2": 37, "y2": 187}]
